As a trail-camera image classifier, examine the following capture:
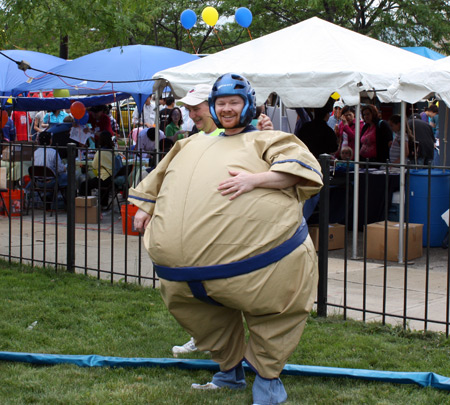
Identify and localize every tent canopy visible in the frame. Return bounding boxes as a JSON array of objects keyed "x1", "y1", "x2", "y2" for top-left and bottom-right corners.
[
  {"x1": 401, "y1": 47, "x2": 446, "y2": 61},
  {"x1": 12, "y1": 45, "x2": 199, "y2": 111},
  {"x1": 0, "y1": 50, "x2": 64, "y2": 104},
  {"x1": 393, "y1": 56, "x2": 450, "y2": 107},
  {"x1": 11, "y1": 92, "x2": 131, "y2": 112},
  {"x1": 152, "y1": 17, "x2": 434, "y2": 108}
]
